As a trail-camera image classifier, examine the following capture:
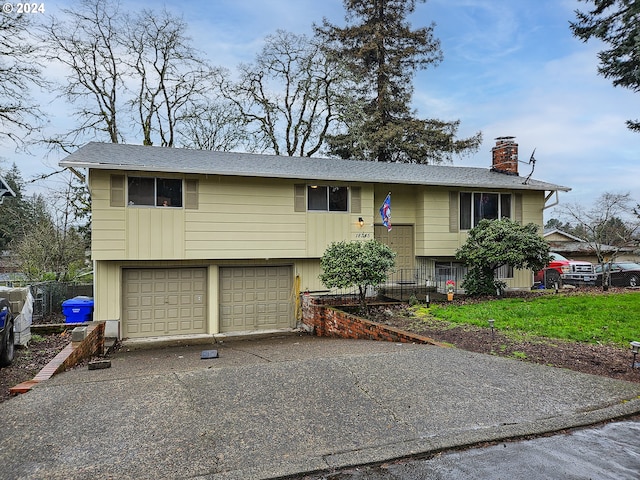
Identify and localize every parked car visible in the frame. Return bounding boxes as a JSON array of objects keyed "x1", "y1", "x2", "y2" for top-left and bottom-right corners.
[
  {"x1": 0, "y1": 298, "x2": 14, "y2": 367},
  {"x1": 534, "y1": 252, "x2": 597, "y2": 289},
  {"x1": 594, "y1": 262, "x2": 640, "y2": 287}
]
